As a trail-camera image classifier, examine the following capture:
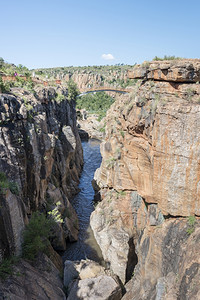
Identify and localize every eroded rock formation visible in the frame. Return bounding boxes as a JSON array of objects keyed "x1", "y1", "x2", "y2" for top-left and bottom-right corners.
[
  {"x1": 0, "y1": 86, "x2": 83, "y2": 299},
  {"x1": 0, "y1": 86, "x2": 83, "y2": 260},
  {"x1": 90, "y1": 59, "x2": 200, "y2": 299},
  {"x1": 0, "y1": 254, "x2": 66, "y2": 300},
  {"x1": 64, "y1": 259, "x2": 122, "y2": 300}
]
